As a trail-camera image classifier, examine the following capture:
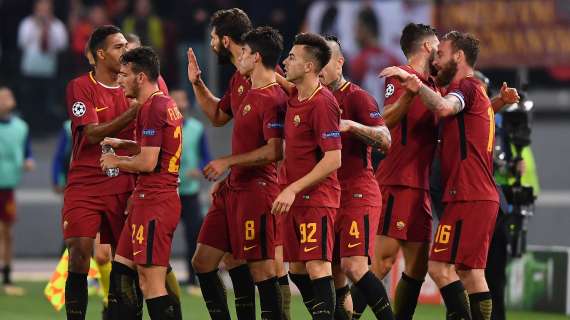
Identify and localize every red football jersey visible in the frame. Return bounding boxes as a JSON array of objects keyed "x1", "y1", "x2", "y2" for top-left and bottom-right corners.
[
  {"x1": 440, "y1": 77, "x2": 499, "y2": 203},
  {"x1": 228, "y1": 83, "x2": 287, "y2": 188},
  {"x1": 65, "y1": 72, "x2": 136, "y2": 195},
  {"x1": 375, "y1": 65, "x2": 438, "y2": 190},
  {"x1": 218, "y1": 67, "x2": 285, "y2": 117},
  {"x1": 133, "y1": 91, "x2": 183, "y2": 199},
  {"x1": 281, "y1": 85, "x2": 342, "y2": 208},
  {"x1": 334, "y1": 82, "x2": 383, "y2": 207}
]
